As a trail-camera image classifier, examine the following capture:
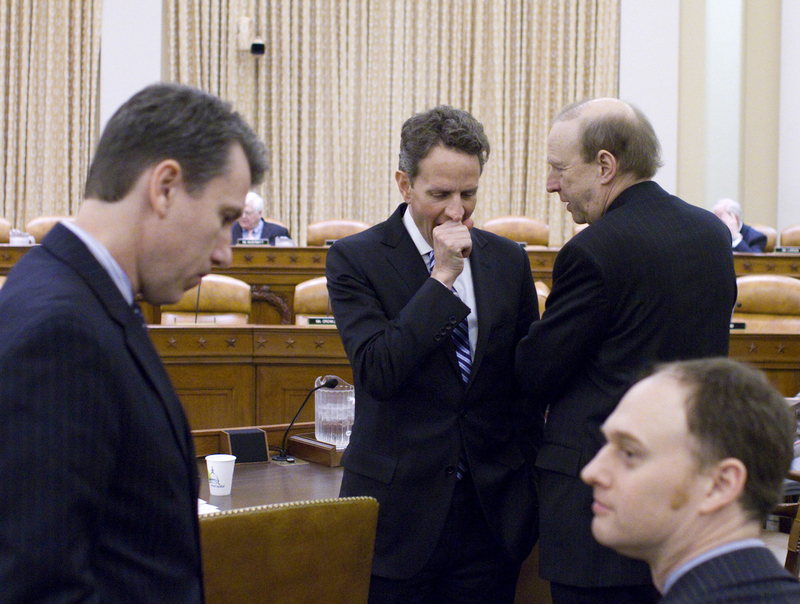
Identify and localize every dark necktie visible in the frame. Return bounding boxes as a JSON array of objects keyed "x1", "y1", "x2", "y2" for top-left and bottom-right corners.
[{"x1": 428, "y1": 252, "x2": 472, "y2": 383}]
